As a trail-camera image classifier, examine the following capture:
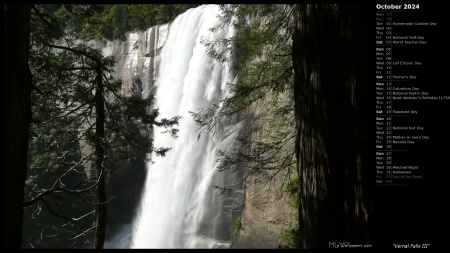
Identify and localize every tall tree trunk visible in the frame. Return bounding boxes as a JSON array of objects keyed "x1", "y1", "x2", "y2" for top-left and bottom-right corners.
[
  {"x1": 4, "y1": 4, "x2": 32, "y2": 249},
  {"x1": 40, "y1": 43, "x2": 110, "y2": 248},
  {"x1": 292, "y1": 4, "x2": 372, "y2": 248},
  {"x1": 94, "y1": 68, "x2": 107, "y2": 249}
]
